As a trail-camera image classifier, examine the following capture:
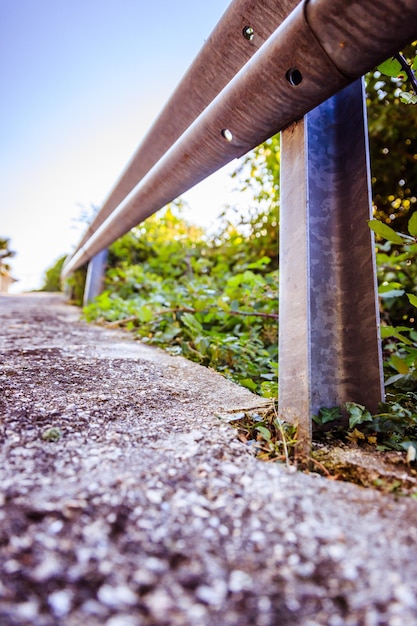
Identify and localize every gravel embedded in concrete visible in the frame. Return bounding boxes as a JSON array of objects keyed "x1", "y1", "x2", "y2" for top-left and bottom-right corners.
[{"x1": 1, "y1": 293, "x2": 417, "y2": 626}]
